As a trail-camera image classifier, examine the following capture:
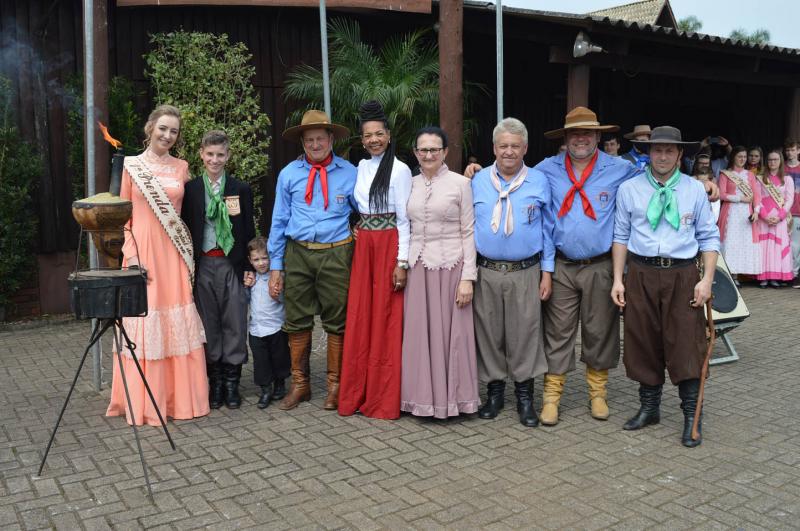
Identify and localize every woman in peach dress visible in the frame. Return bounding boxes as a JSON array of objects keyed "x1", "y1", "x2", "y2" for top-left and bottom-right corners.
[{"x1": 106, "y1": 104, "x2": 209, "y2": 425}]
